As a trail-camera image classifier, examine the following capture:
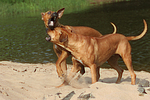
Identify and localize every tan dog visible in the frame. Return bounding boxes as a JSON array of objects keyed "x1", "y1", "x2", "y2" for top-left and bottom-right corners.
[
  {"x1": 41, "y1": 8, "x2": 122, "y2": 78},
  {"x1": 41, "y1": 8, "x2": 125, "y2": 87},
  {"x1": 46, "y1": 20, "x2": 147, "y2": 85}
]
